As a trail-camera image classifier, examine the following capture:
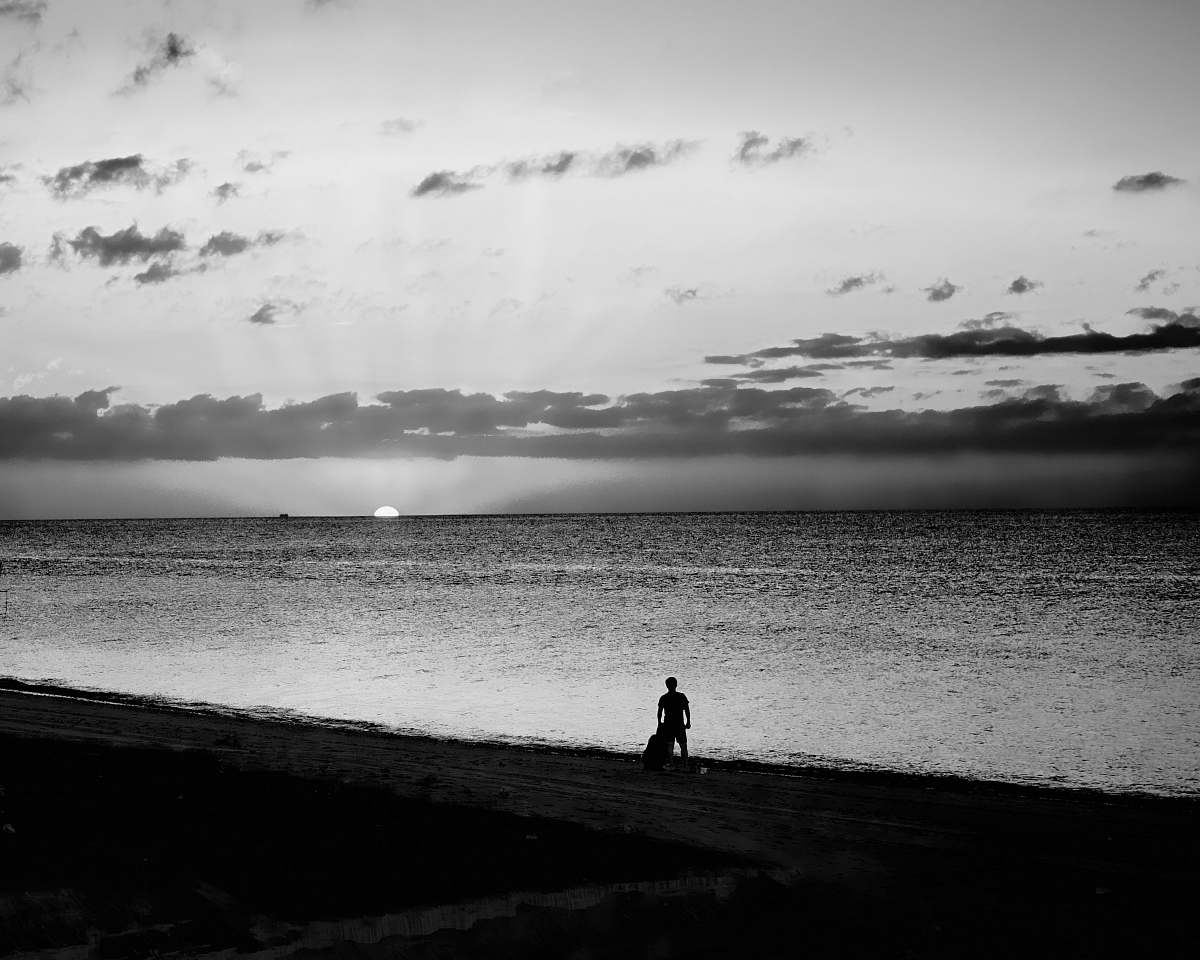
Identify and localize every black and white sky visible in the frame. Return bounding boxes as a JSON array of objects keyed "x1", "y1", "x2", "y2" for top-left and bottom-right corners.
[{"x1": 1, "y1": 0, "x2": 1198, "y2": 516}]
